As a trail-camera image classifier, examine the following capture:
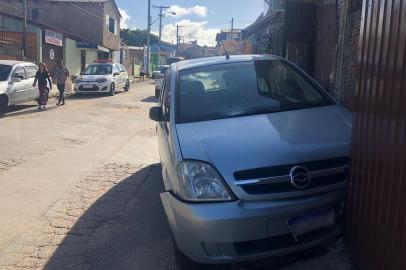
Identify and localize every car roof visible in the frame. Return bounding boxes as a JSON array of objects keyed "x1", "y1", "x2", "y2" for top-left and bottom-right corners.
[
  {"x1": 175, "y1": 54, "x2": 282, "y2": 71},
  {"x1": 0, "y1": 60, "x2": 35, "y2": 66}
]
